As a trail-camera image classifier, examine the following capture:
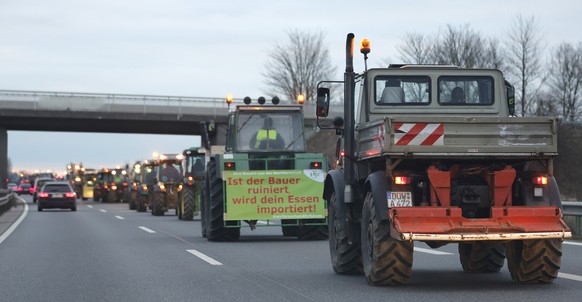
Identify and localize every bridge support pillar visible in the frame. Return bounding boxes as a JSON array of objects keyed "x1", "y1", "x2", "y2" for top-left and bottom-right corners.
[{"x1": 0, "y1": 127, "x2": 7, "y2": 189}]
